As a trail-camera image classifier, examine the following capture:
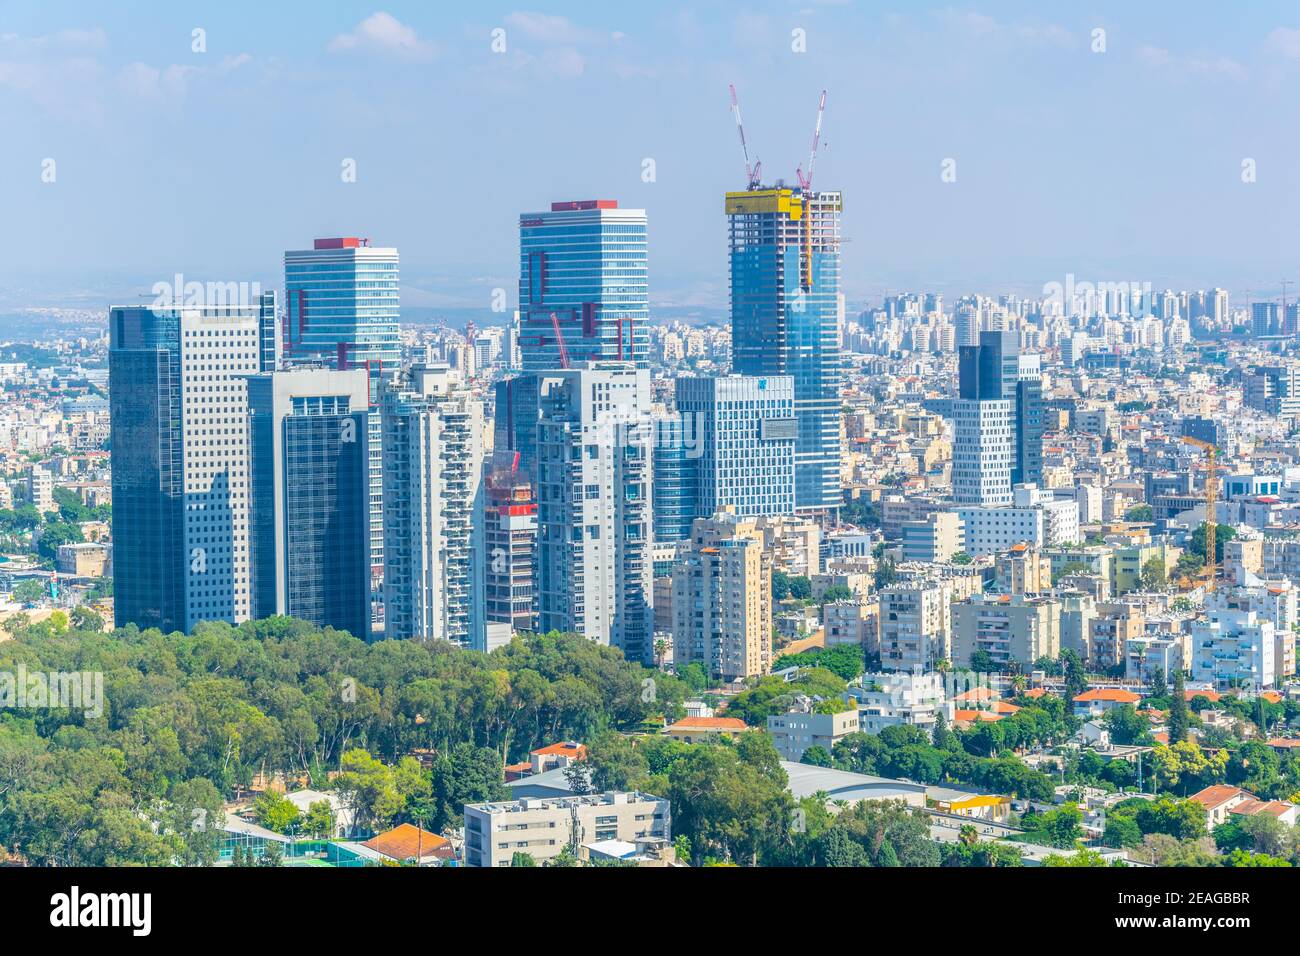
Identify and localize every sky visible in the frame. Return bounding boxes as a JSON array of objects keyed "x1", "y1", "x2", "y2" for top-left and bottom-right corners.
[{"x1": 4, "y1": 1, "x2": 1300, "y2": 315}]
